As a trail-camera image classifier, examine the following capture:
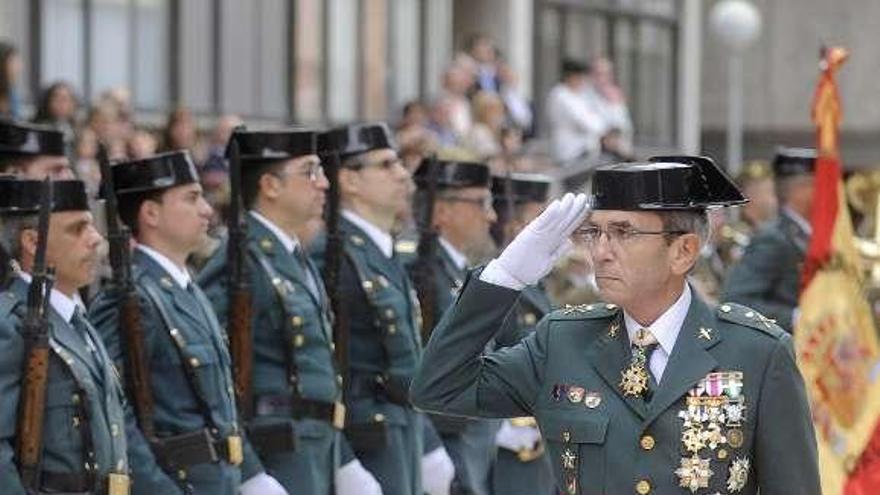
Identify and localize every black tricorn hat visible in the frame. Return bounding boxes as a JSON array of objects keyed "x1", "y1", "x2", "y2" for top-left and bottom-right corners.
[
  {"x1": 0, "y1": 120, "x2": 65, "y2": 158},
  {"x1": 492, "y1": 173, "x2": 553, "y2": 205},
  {"x1": 0, "y1": 178, "x2": 89, "y2": 214},
  {"x1": 318, "y1": 123, "x2": 396, "y2": 160},
  {"x1": 111, "y1": 150, "x2": 199, "y2": 196},
  {"x1": 231, "y1": 129, "x2": 318, "y2": 162},
  {"x1": 413, "y1": 159, "x2": 491, "y2": 190},
  {"x1": 591, "y1": 155, "x2": 747, "y2": 211},
  {"x1": 772, "y1": 147, "x2": 816, "y2": 178}
]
